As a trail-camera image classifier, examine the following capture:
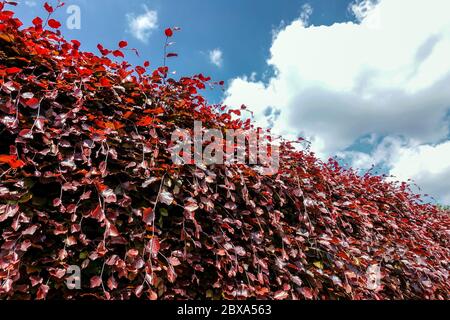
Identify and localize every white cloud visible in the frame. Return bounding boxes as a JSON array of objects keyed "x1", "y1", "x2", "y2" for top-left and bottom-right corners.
[
  {"x1": 208, "y1": 49, "x2": 223, "y2": 67},
  {"x1": 300, "y1": 3, "x2": 313, "y2": 25},
  {"x1": 271, "y1": 3, "x2": 313, "y2": 40},
  {"x1": 338, "y1": 136, "x2": 406, "y2": 170},
  {"x1": 388, "y1": 141, "x2": 450, "y2": 204},
  {"x1": 126, "y1": 6, "x2": 158, "y2": 43},
  {"x1": 24, "y1": 0, "x2": 37, "y2": 7},
  {"x1": 350, "y1": 0, "x2": 379, "y2": 22},
  {"x1": 224, "y1": 0, "x2": 450, "y2": 203},
  {"x1": 391, "y1": 142, "x2": 450, "y2": 180},
  {"x1": 338, "y1": 137, "x2": 450, "y2": 204}
]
